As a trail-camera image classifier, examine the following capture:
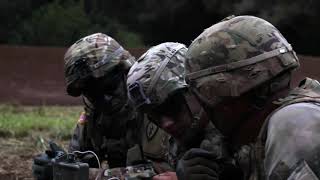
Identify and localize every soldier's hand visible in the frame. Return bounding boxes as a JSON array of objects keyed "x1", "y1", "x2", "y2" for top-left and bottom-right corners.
[
  {"x1": 201, "y1": 139, "x2": 244, "y2": 180},
  {"x1": 77, "y1": 153, "x2": 100, "y2": 168},
  {"x1": 153, "y1": 171, "x2": 178, "y2": 180},
  {"x1": 176, "y1": 148, "x2": 220, "y2": 180}
]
